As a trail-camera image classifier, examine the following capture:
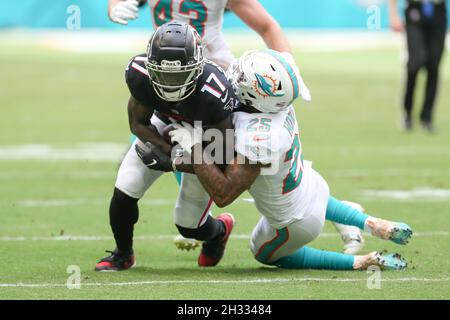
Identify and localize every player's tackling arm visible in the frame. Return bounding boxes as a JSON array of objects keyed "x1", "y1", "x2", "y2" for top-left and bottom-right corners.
[
  {"x1": 108, "y1": 0, "x2": 144, "y2": 25},
  {"x1": 108, "y1": 0, "x2": 122, "y2": 14},
  {"x1": 127, "y1": 96, "x2": 173, "y2": 155},
  {"x1": 173, "y1": 114, "x2": 234, "y2": 174},
  {"x1": 228, "y1": 0, "x2": 291, "y2": 53},
  {"x1": 192, "y1": 152, "x2": 261, "y2": 208}
]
